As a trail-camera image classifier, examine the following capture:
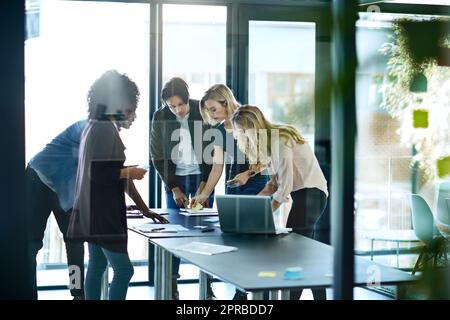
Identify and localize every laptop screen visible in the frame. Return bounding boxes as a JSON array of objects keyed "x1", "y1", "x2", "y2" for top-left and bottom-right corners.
[{"x1": 216, "y1": 195, "x2": 276, "y2": 234}]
